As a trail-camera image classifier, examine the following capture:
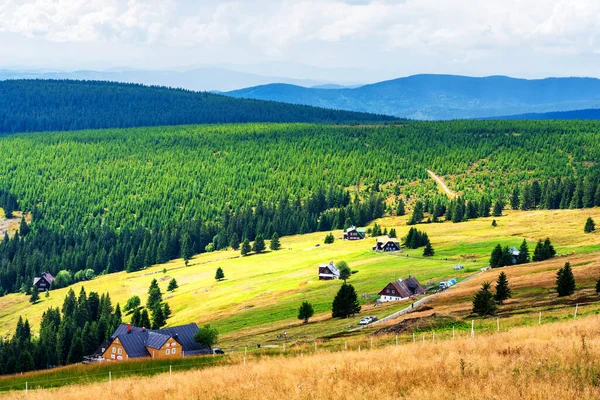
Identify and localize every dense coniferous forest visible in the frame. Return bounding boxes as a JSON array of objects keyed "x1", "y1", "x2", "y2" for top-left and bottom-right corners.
[
  {"x1": 0, "y1": 80, "x2": 394, "y2": 134},
  {"x1": 0, "y1": 121, "x2": 600, "y2": 295},
  {"x1": 0, "y1": 288, "x2": 121, "y2": 374}
]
